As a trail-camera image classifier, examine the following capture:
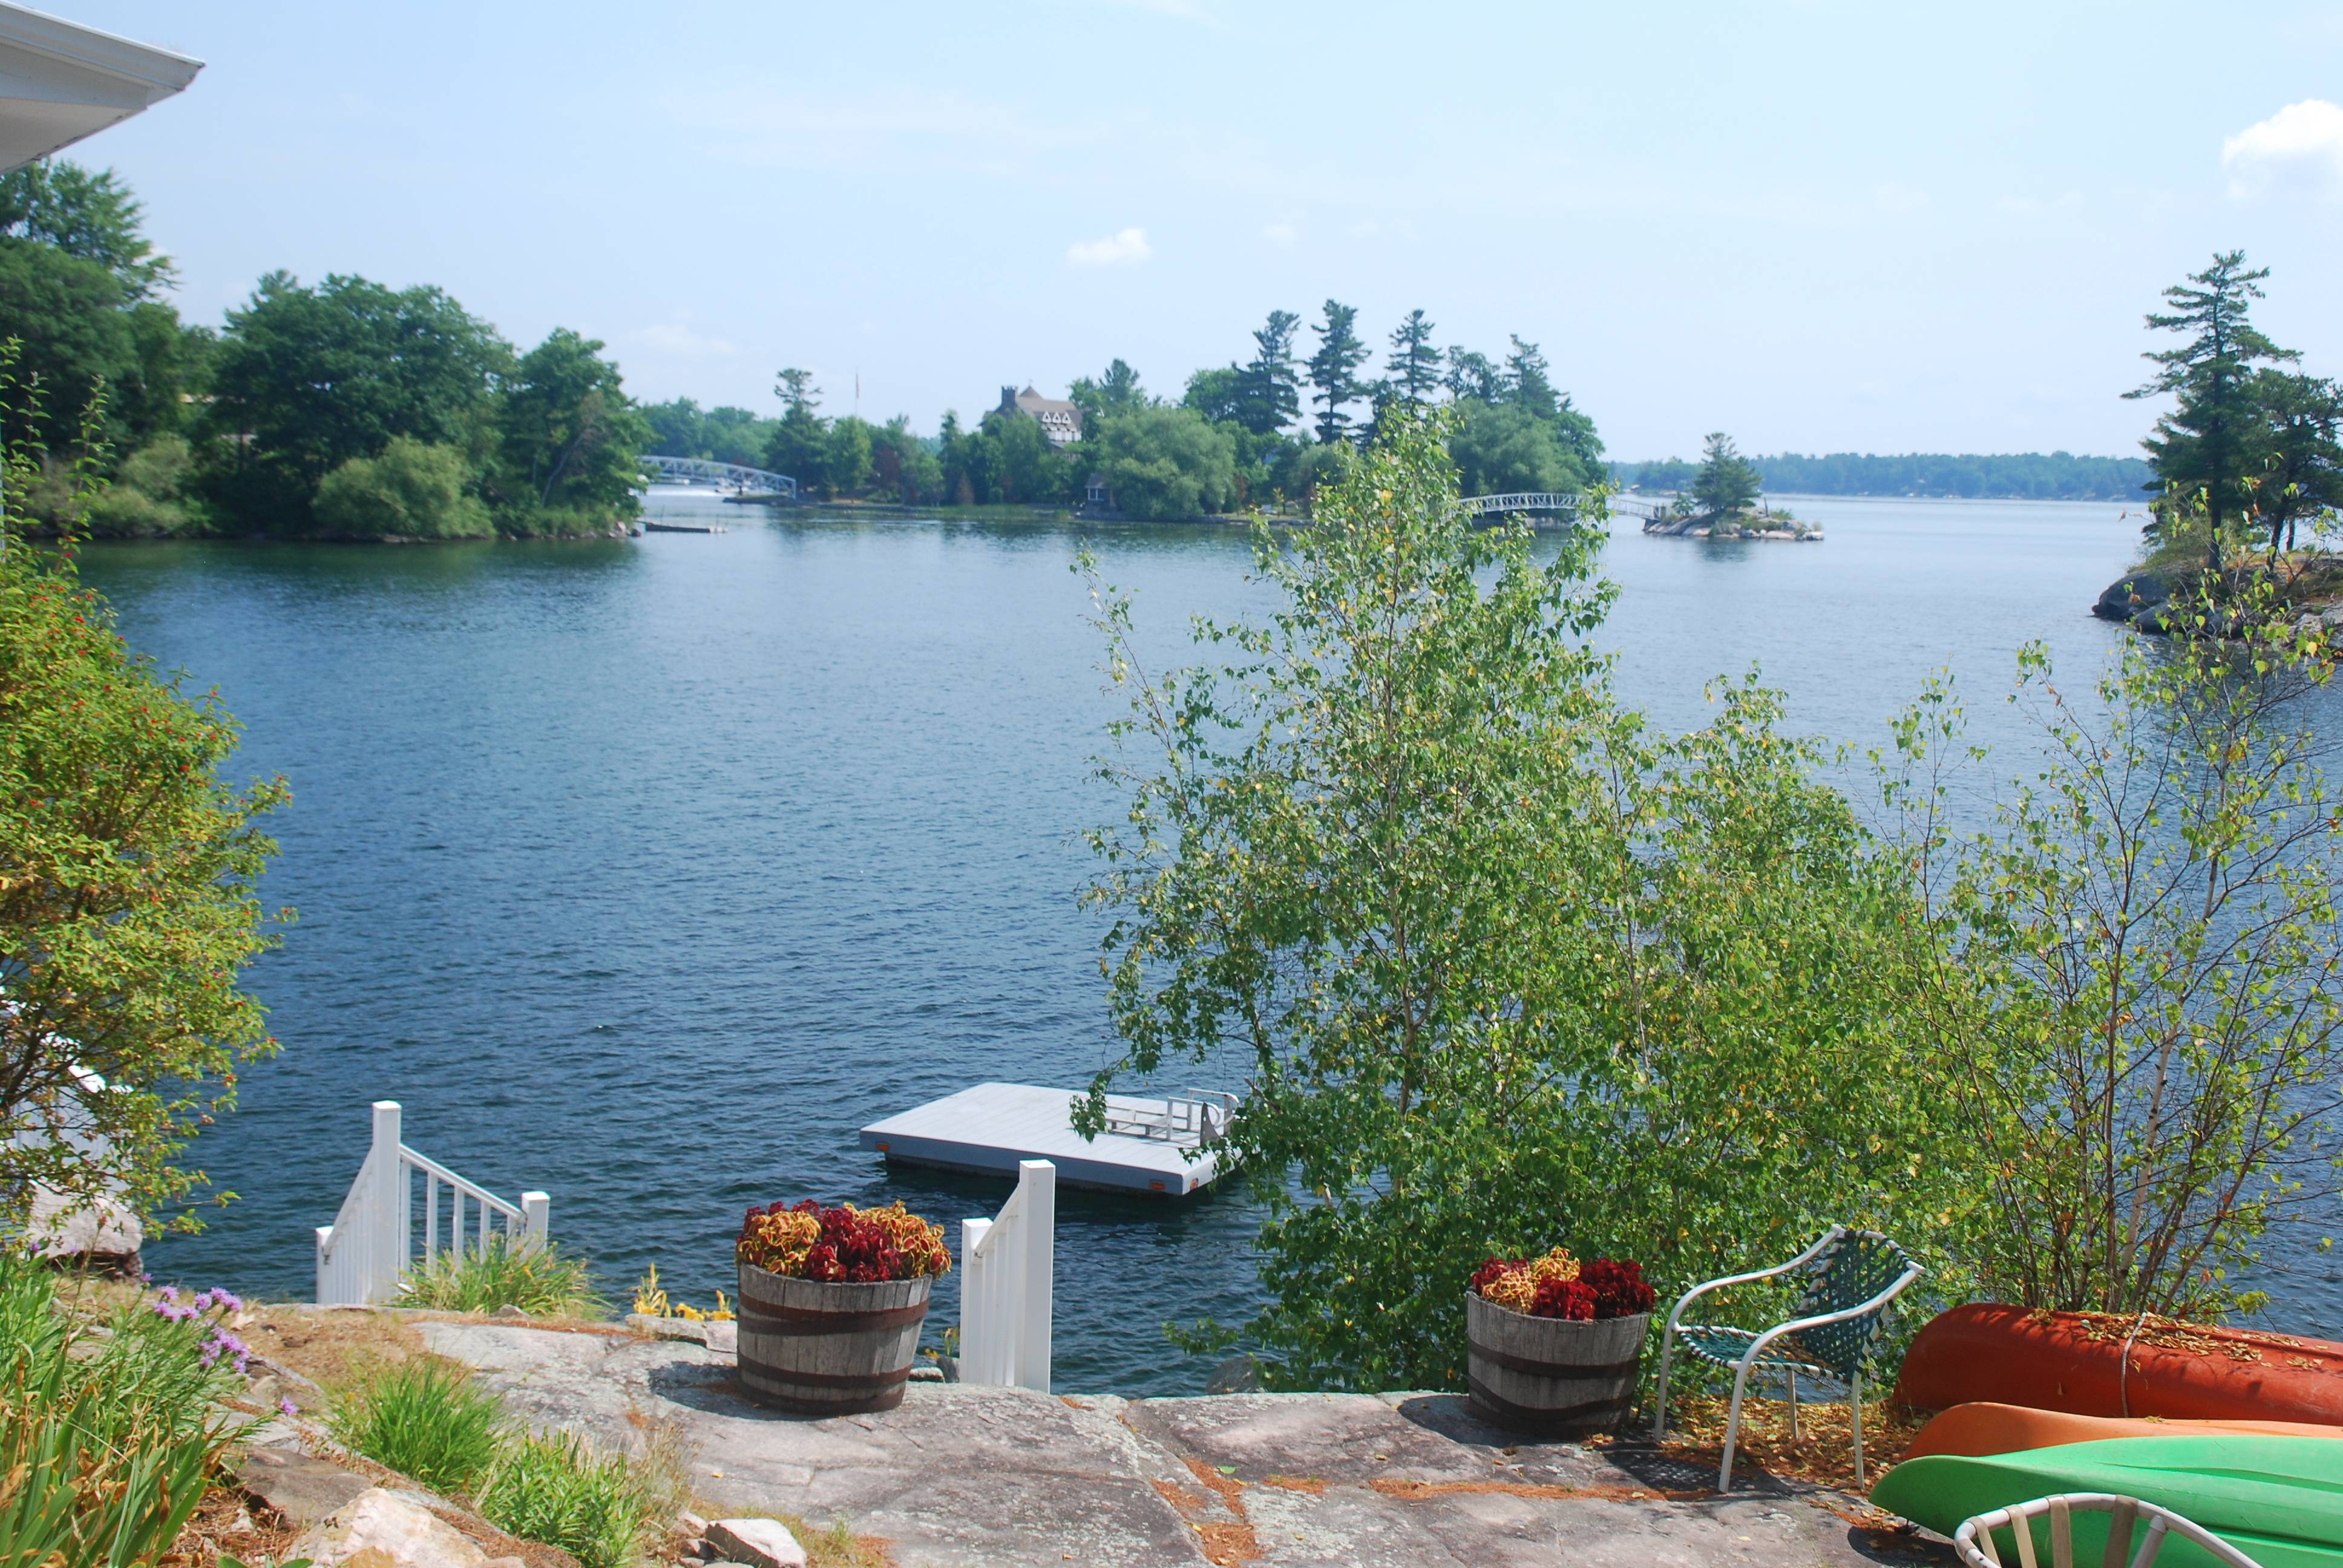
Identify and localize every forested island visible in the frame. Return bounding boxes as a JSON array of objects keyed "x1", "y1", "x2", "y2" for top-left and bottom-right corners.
[
  {"x1": 650, "y1": 307, "x2": 1605, "y2": 520},
  {"x1": 4, "y1": 162, "x2": 645, "y2": 540},
  {"x1": 1614, "y1": 449, "x2": 2152, "y2": 501}
]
